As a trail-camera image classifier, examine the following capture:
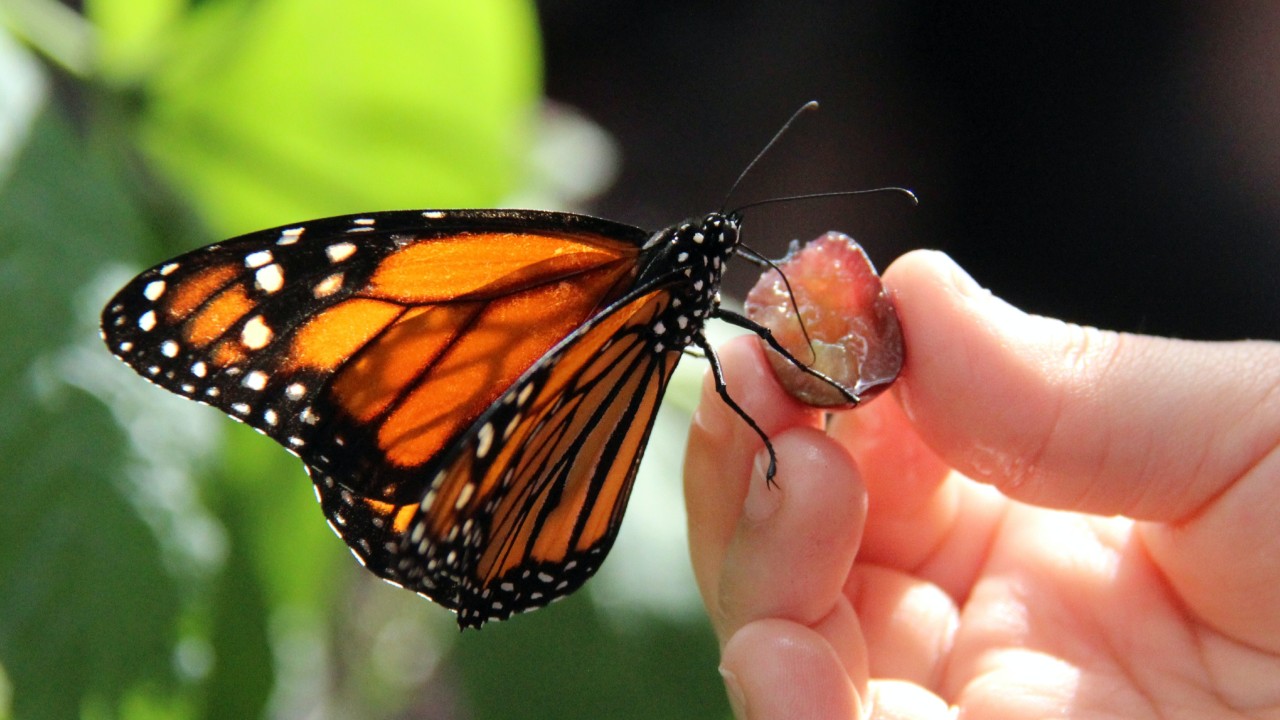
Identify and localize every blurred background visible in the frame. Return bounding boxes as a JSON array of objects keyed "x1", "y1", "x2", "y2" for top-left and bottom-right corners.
[{"x1": 1, "y1": 1, "x2": 1277, "y2": 718}]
